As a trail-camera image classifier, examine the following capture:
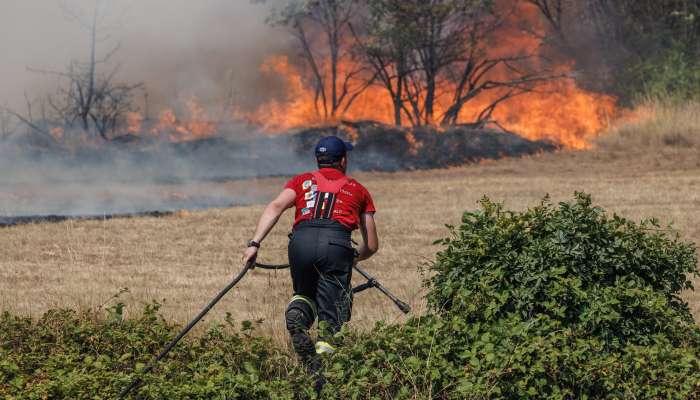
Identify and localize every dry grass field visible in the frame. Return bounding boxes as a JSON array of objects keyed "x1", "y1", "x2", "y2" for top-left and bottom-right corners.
[{"x1": 1, "y1": 101, "x2": 699, "y2": 350}]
